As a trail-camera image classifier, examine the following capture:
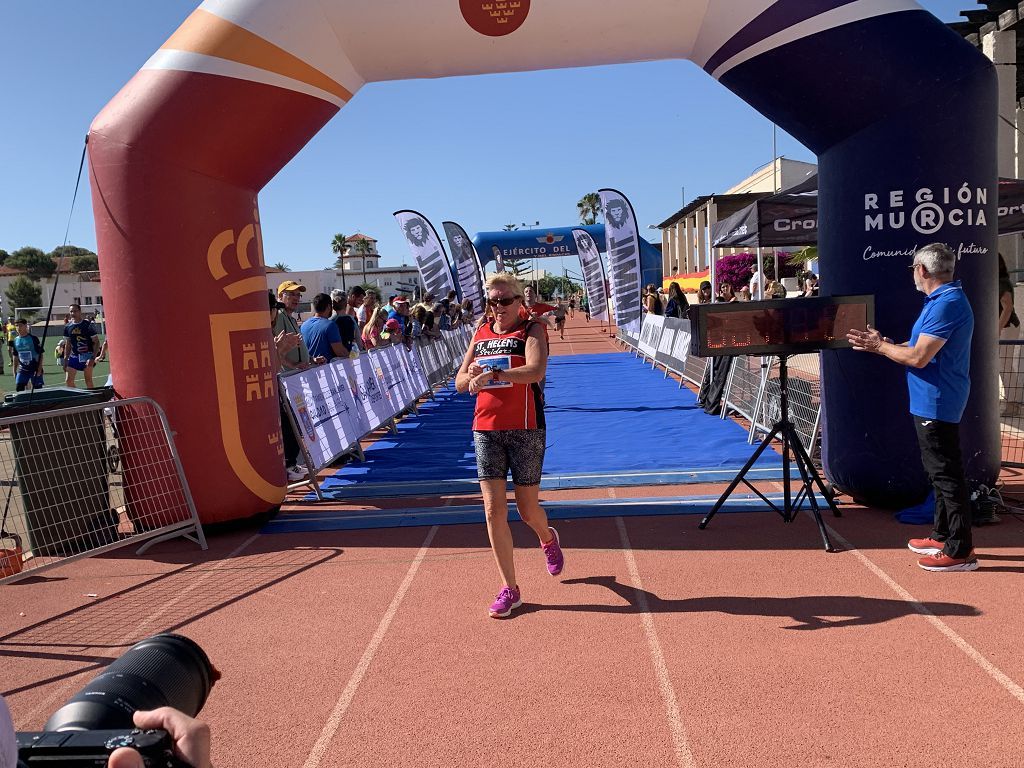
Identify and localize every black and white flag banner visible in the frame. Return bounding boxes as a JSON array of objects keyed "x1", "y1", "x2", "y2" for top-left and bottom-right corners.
[
  {"x1": 442, "y1": 220, "x2": 486, "y2": 315},
  {"x1": 571, "y1": 227, "x2": 609, "y2": 322},
  {"x1": 598, "y1": 189, "x2": 643, "y2": 335},
  {"x1": 394, "y1": 210, "x2": 457, "y2": 299}
]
